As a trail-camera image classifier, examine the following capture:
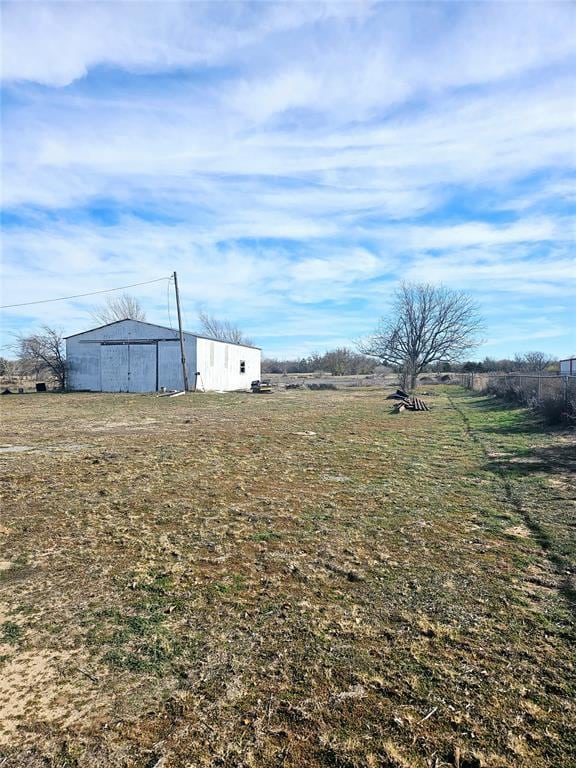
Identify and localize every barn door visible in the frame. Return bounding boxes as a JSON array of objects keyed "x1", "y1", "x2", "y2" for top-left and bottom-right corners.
[
  {"x1": 101, "y1": 344, "x2": 129, "y2": 392},
  {"x1": 128, "y1": 344, "x2": 156, "y2": 392},
  {"x1": 157, "y1": 341, "x2": 184, "y2": 391}
]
